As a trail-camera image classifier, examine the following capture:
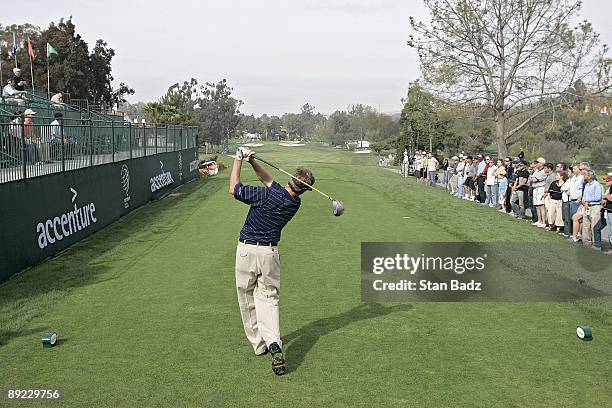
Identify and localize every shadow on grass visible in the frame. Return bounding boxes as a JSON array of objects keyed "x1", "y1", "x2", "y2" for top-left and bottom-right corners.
[
  {"x1": 0, "y1": 177, "x2": 222, "y2": 347},
  {"x1": 0, "y1": 326, "x2": 48, "y2": 347},
  {"x1": 283, "y1": 303, "x2": 412, "y2": 373}
]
